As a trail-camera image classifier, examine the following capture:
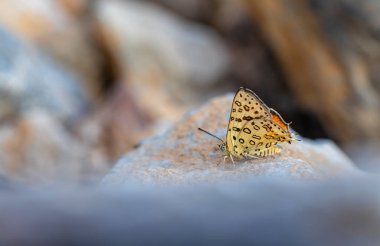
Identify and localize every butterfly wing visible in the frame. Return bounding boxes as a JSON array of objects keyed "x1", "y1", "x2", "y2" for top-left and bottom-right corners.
[
  {"x1": 226, "y1": 88, "x2": 293, "y2": 159},
  {"x1": 270, "y1": 109, "x2": 292, "y2": 134},
  {"x1": 237, "y1": 118, "x2": 290, "y2": 158},
  {"x1": 226, "y1": 88, "x2": 271, "y2": 158}
]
